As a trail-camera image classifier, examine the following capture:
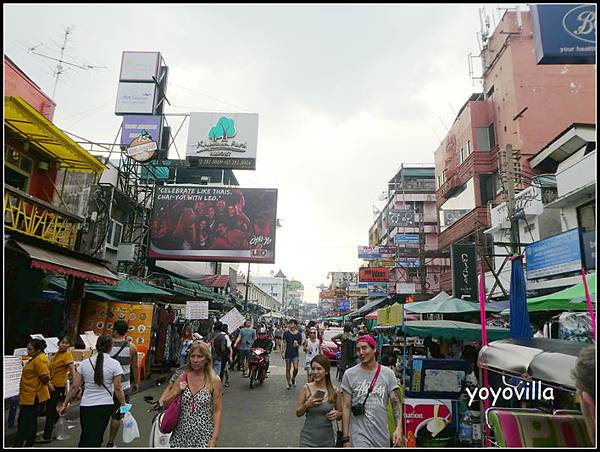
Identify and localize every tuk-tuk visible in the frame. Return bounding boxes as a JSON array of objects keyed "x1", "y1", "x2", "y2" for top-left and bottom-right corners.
[{"x1": 477, "y1": 338, "x2": 593, "y2": 447}]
